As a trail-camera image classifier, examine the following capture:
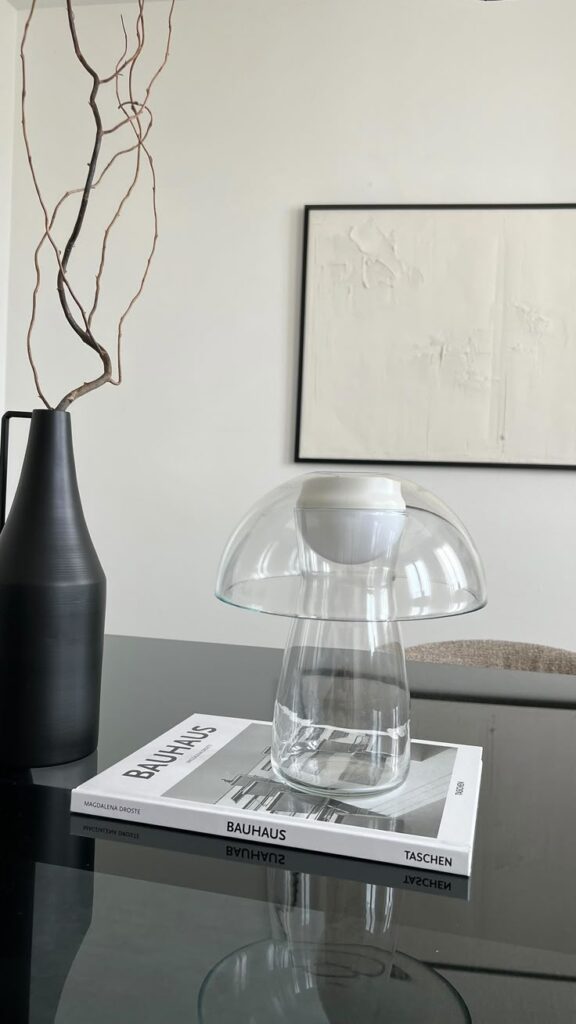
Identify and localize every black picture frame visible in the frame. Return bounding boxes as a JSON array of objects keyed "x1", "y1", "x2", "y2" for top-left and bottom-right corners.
[{"x1": 295, "y1": 203, "x2": 576, "y2": 470}]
